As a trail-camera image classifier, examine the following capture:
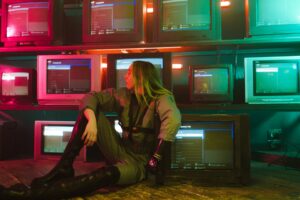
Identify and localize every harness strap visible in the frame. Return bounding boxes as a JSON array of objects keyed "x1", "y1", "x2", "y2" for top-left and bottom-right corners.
[
  {"x1": 126, "y1": 94, "x2": 157, "y2": 137},
  {"x1": 121, "y1": 125, "x2": 154, "y2": 134}
]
